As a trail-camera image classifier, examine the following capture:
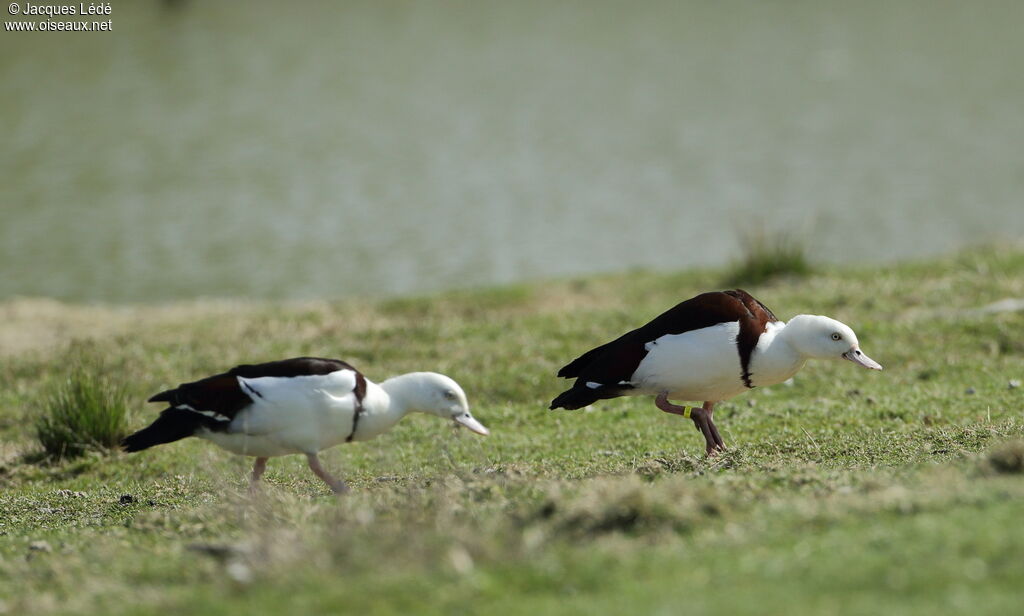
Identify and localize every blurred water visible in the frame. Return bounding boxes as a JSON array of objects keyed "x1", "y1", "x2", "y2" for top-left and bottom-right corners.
[{"x1": 2, "y1": 0, "x2": 1022, "y2": 302}]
